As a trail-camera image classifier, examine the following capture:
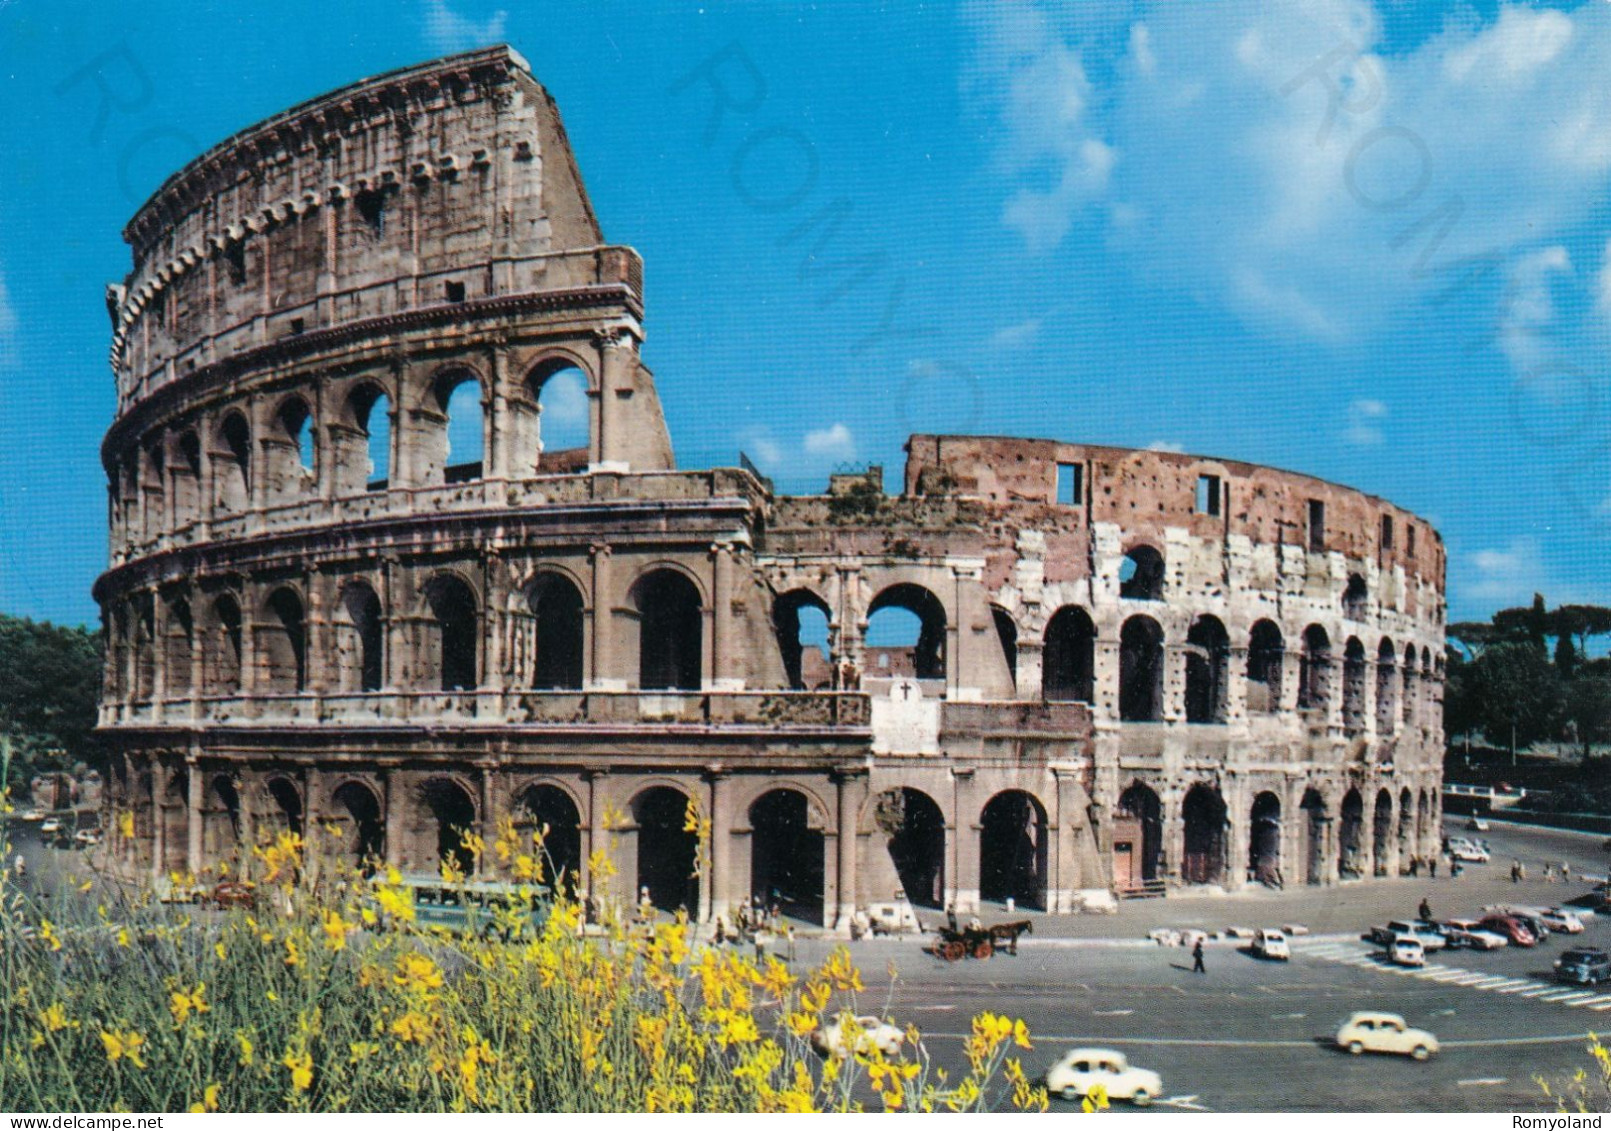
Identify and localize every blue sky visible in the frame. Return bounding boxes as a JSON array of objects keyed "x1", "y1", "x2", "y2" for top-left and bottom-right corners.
[{"x1": 2, "y1": 0, "x2": 1609, "y2": 629}]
